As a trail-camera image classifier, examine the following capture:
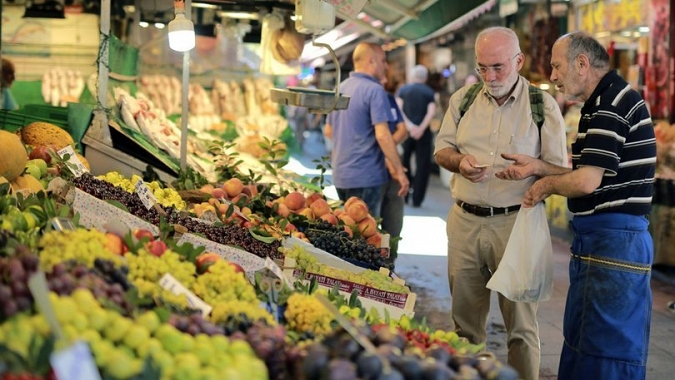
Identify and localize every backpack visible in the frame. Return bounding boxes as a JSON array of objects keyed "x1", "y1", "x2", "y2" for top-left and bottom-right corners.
[{"x1": 458, "y1": 82, "x2": 545, "y2": 131}]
